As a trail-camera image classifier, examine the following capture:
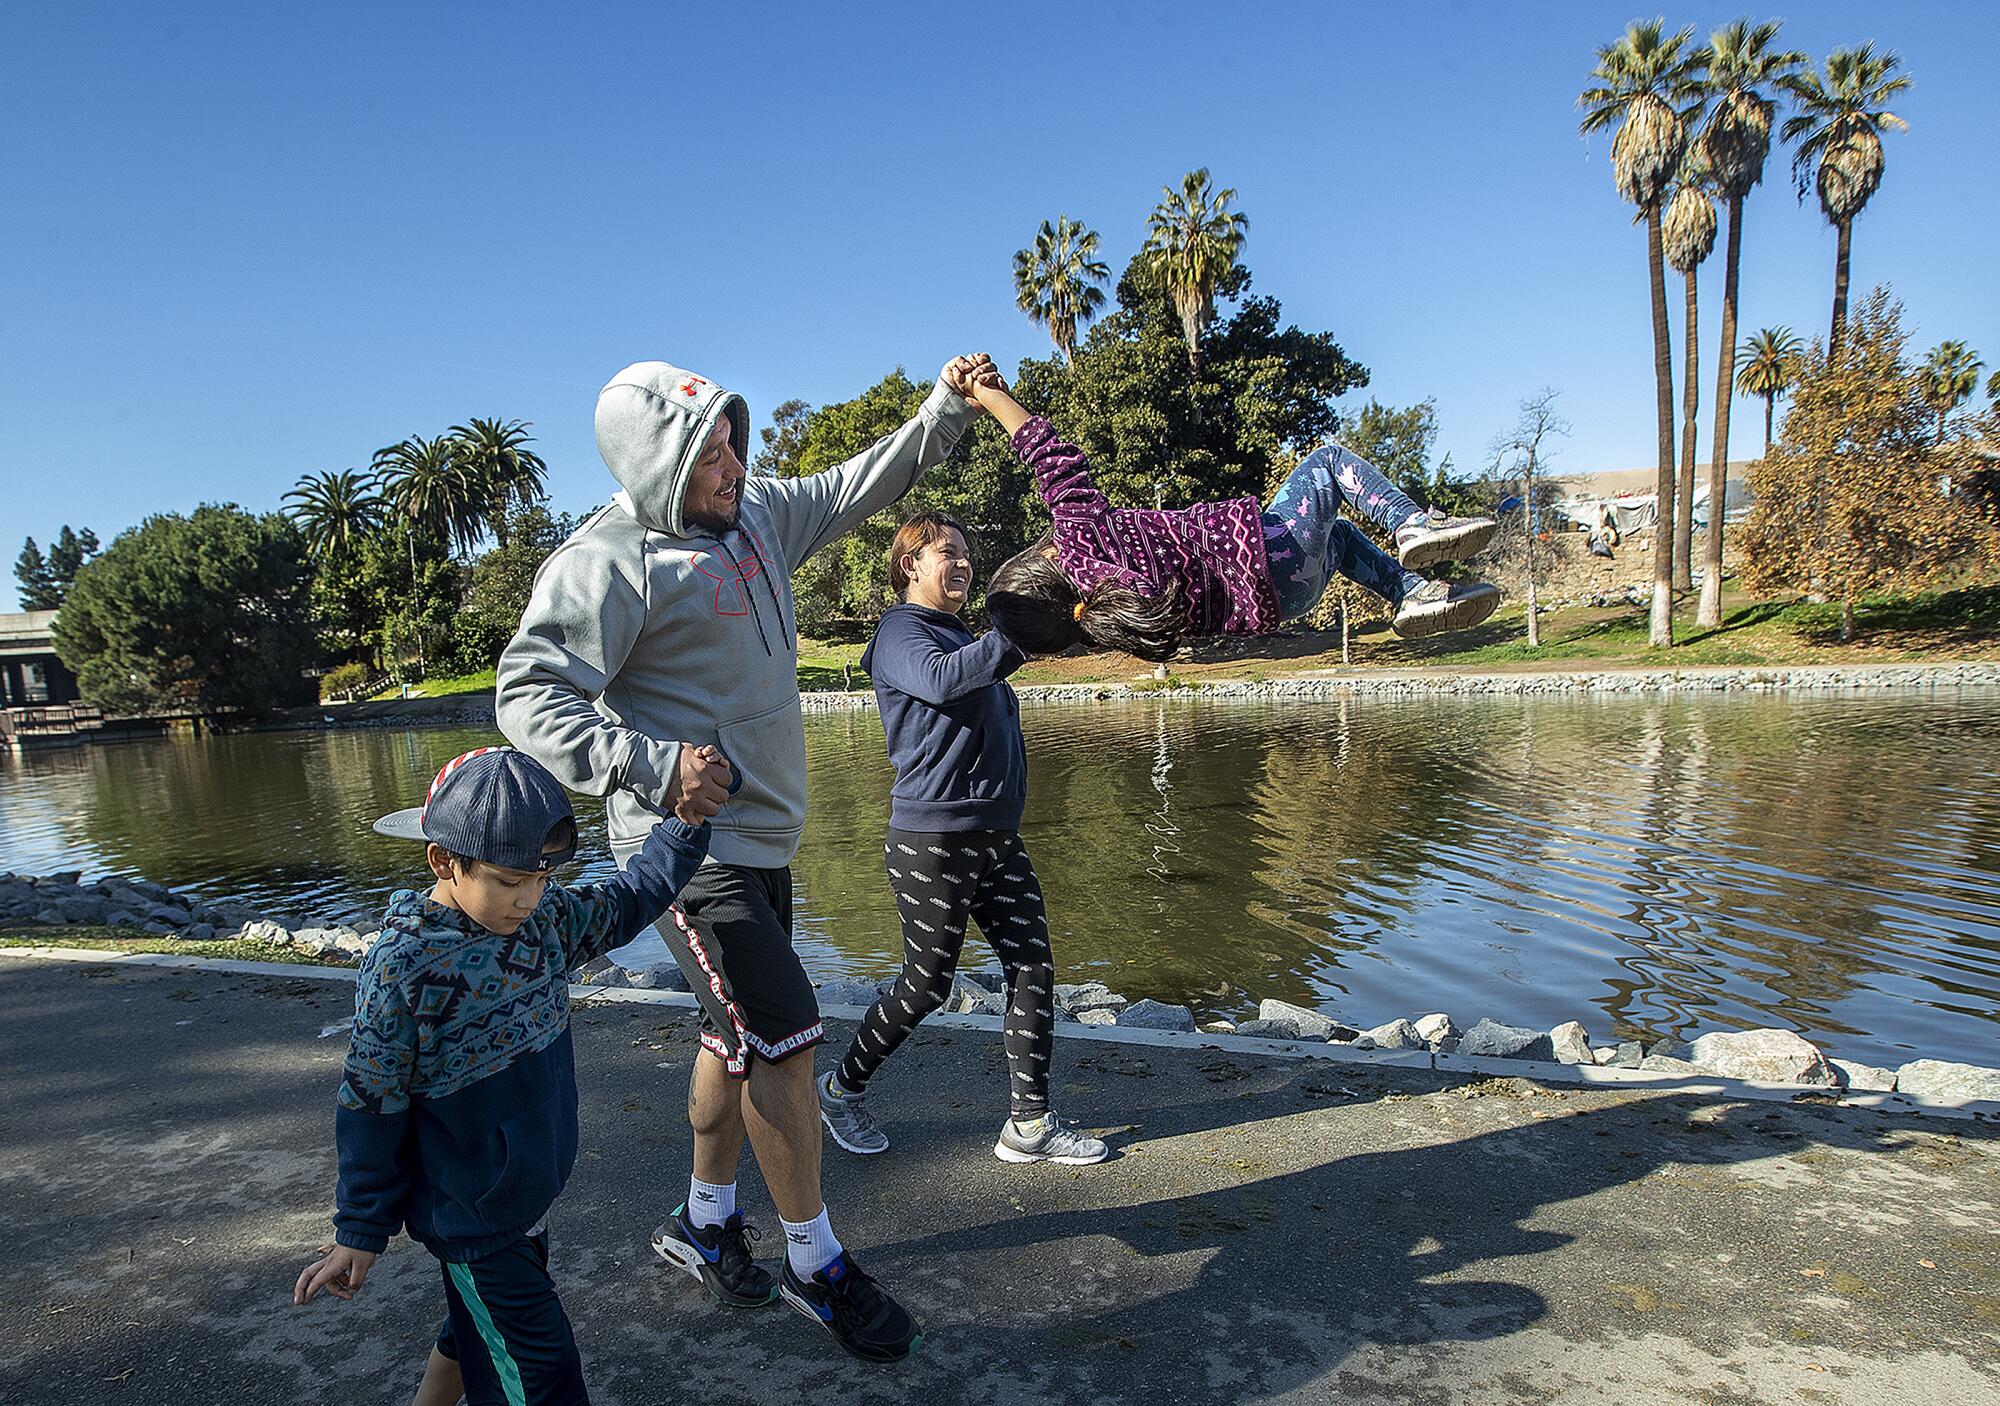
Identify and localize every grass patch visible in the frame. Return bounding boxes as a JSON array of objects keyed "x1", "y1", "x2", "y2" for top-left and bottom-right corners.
[
  {"x1": 367, "y1": 668, "x2": 497, "y2": 701},
  {"x1": 0, "y1": 926, "x2": 352, "y2": 968}
]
